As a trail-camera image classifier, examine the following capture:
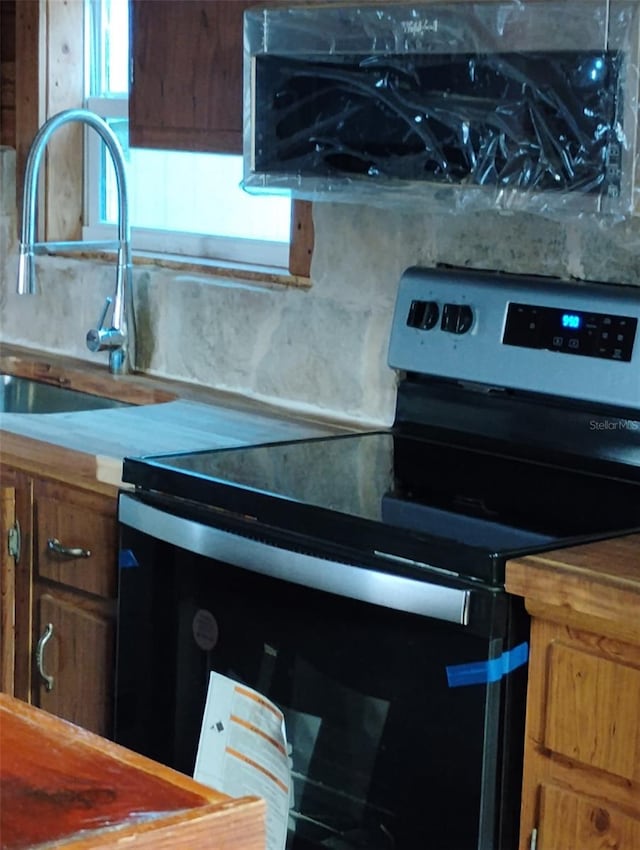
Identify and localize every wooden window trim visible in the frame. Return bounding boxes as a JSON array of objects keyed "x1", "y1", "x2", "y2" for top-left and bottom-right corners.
[{"x1": 289, "y1": 201, "x2": 314, "y2": 279}]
